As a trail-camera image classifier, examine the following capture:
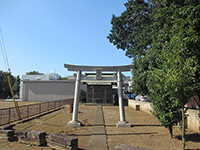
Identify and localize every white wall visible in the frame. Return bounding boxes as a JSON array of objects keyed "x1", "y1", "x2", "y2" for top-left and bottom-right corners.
[
  {"x1": 22, "y1": 81, "x2": 86, "y2": 101},
  {"x1": 128, "y1": 99, "x2": 200, "y2": 133}
]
